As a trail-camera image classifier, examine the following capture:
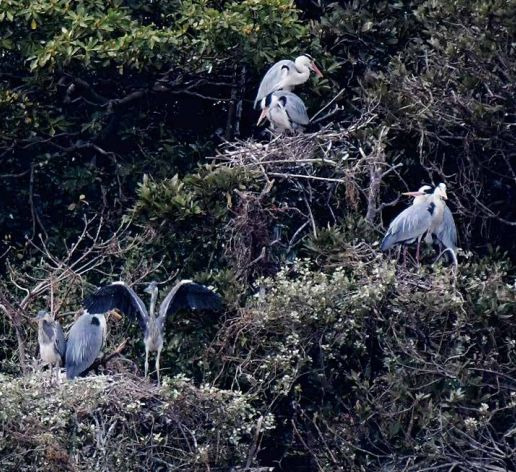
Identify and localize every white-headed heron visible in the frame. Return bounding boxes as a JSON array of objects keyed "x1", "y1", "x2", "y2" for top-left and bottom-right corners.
[
  {"x1": 254, "y1": 54, "x2": 323, "y2": 109},
  {"x1": 381, "y1": 184, "x2": 449, "y2": 263}
]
